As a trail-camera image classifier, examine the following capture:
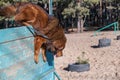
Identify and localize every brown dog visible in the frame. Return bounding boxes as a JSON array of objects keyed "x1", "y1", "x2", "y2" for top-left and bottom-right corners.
[{"x1": 0, "y1": 2, "x2": 67, "y2": 64}]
